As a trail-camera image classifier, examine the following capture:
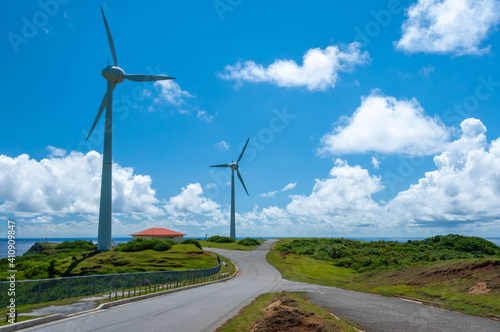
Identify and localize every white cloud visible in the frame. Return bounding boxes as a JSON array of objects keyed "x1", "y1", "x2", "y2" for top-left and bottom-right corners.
[
  {"x1": 26, "y1": 216, "x2": 53, "y2": 224},
  {"x1": 287, "y1": 159, "x2": 384, "y2": 217},
  {"x1": 47, "y1": 146, "x2": 67, "y2": 158},
  {"x1": 282, "y1": 183, "x2": 297, "y2": 191},
  {"x1": 260, "y1": 191, "x2": 278, "y2": 198},
  {"x1": 215, "y1": 140, "x2": 230, "y2": 151},
  {"x1": 7, "y1": 118, "x2": 500, "y2": 238},
  {"x1": 319, "y1": 90, "x2": 450, "y2": 156},
  {"x1": 218, "y1": 42, "x2": 370, "y2": 91},
  {"x1": 164, "y1": 183, "x2": 220, "y2": 216},
  {"x1": 372, "y1": 157, "x2": 380, "y2": 169},
  {"x1": 0, "y1": 149, "x2": 162, "y2": 216},
  {"x1": 154, "y1": 80, "x2": 192, "y2": 105},
  {"x1": 396, "y1": 0, "x2": 500, "y2": 56},
  {"x1": 388, "y1": 118, "x2": 500, "y2": 224}
]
